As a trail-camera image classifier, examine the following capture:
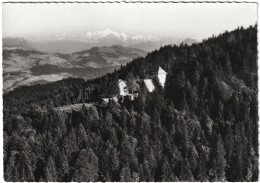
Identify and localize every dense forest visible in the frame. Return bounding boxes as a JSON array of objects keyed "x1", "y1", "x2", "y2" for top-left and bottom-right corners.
[{"x1": 3, "y1": 25, "x2": 258, "y2": 181}]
